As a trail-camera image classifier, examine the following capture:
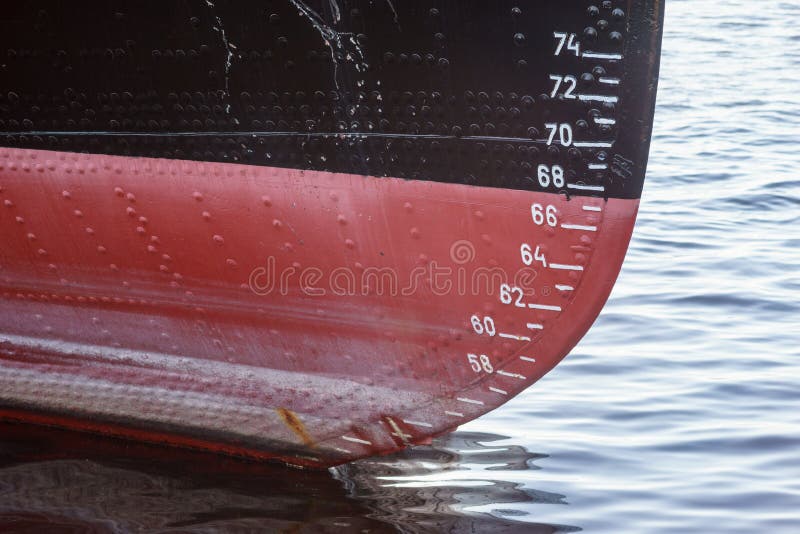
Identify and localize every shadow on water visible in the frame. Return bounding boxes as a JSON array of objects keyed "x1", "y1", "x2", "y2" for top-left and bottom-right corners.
[{"x1": 0, "y1": 423, "x2": 579, "y2": 533}]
